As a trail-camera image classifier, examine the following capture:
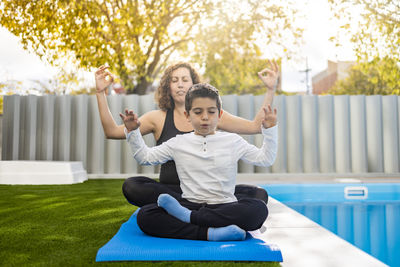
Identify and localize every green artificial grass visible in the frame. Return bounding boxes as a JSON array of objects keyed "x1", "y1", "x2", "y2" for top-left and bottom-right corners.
[{"x1": 0, "y1": 179, "x2": 280, "y2": 267}]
